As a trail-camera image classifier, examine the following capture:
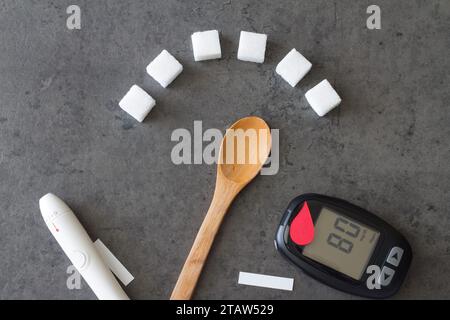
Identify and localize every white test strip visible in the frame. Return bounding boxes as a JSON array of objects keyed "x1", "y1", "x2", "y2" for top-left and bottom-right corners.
[
  {"x1": 238, "y1": 272, "x2": 294, "y2": 291},
  {"x1": 94, "y1": 239, "x2": 134, "y2": 286}
]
